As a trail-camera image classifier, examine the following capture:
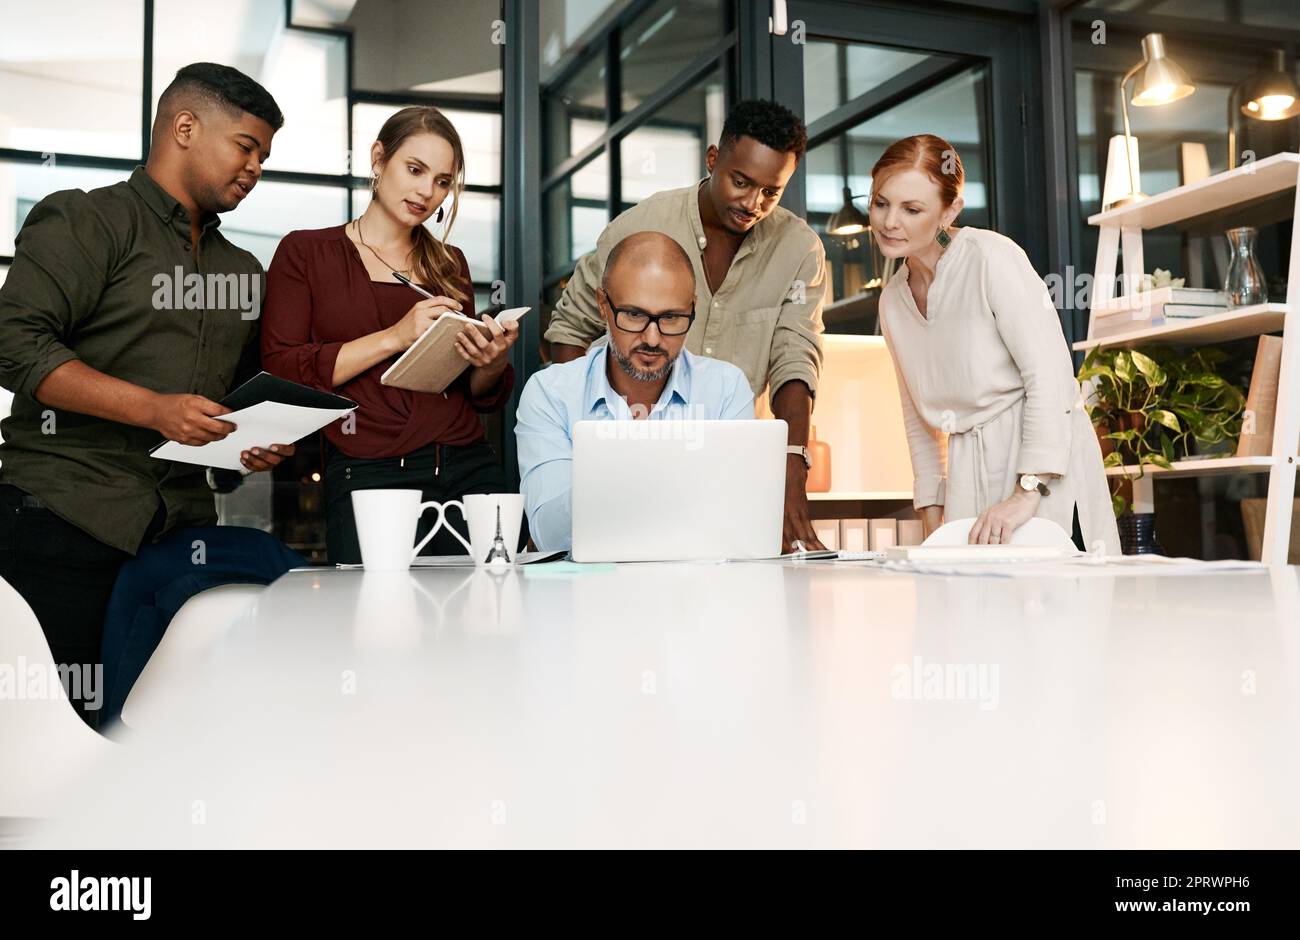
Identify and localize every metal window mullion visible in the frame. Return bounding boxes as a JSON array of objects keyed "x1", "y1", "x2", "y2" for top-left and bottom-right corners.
[
  {"x1": 541, "y1": 0, "x2": 660, "y2": 93},
  {"x1": 345, "y1": 27, "x2": 355, "y2": 220},
  {"x1": 502, "y1": 0, "x2": 542, "y2": 489},
  {"x1": 542, "y1": 32, "x2": 736, "y2": 193},
  {"x1": 805, "y1": 55, "x2": 975, "y2": 150},
  {"x1": 142, "y1": 0, "x2": 154, "y2": 161},
  {"x1": 606, "y1": 25, "x2": 622, "y2": 220}
]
